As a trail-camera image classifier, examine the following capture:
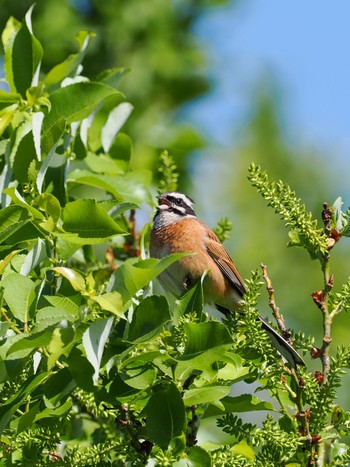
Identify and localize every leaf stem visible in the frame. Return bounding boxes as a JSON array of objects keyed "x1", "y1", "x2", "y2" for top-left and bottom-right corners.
[{"x1": 1, "y1": 308, "x2": 22, "y2": 334}]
